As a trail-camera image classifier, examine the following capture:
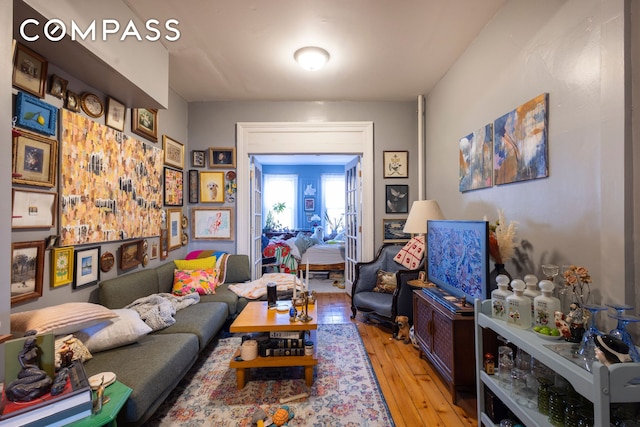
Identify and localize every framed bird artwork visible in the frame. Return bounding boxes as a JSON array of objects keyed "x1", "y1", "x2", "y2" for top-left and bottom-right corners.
[{"x1": 385, "y1": 185, "x2": 408, "y2": 213}]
